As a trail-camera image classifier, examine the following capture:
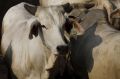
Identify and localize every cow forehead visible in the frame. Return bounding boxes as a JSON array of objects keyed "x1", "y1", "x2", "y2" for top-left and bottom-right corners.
[{"x1": 36, "y1": 6, "x2": 66, "y2": 28}]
